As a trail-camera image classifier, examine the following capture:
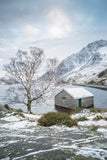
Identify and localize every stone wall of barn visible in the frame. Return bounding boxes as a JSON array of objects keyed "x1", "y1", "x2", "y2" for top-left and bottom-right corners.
[
  {"x1": 55, "y1": 90, "x2": 78, "y2": 109},
  {"x1": 81, "y1": 97, "x2": 94, "y2": 108}
]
